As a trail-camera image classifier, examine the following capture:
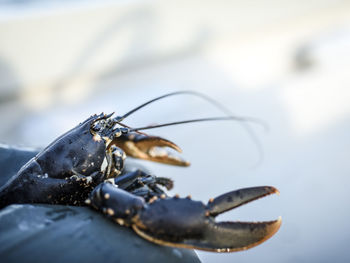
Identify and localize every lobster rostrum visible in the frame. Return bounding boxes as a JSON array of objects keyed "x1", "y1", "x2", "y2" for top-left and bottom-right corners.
[{"x1": 0, "y1": 91, "x2": 281, "y2": 252}]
